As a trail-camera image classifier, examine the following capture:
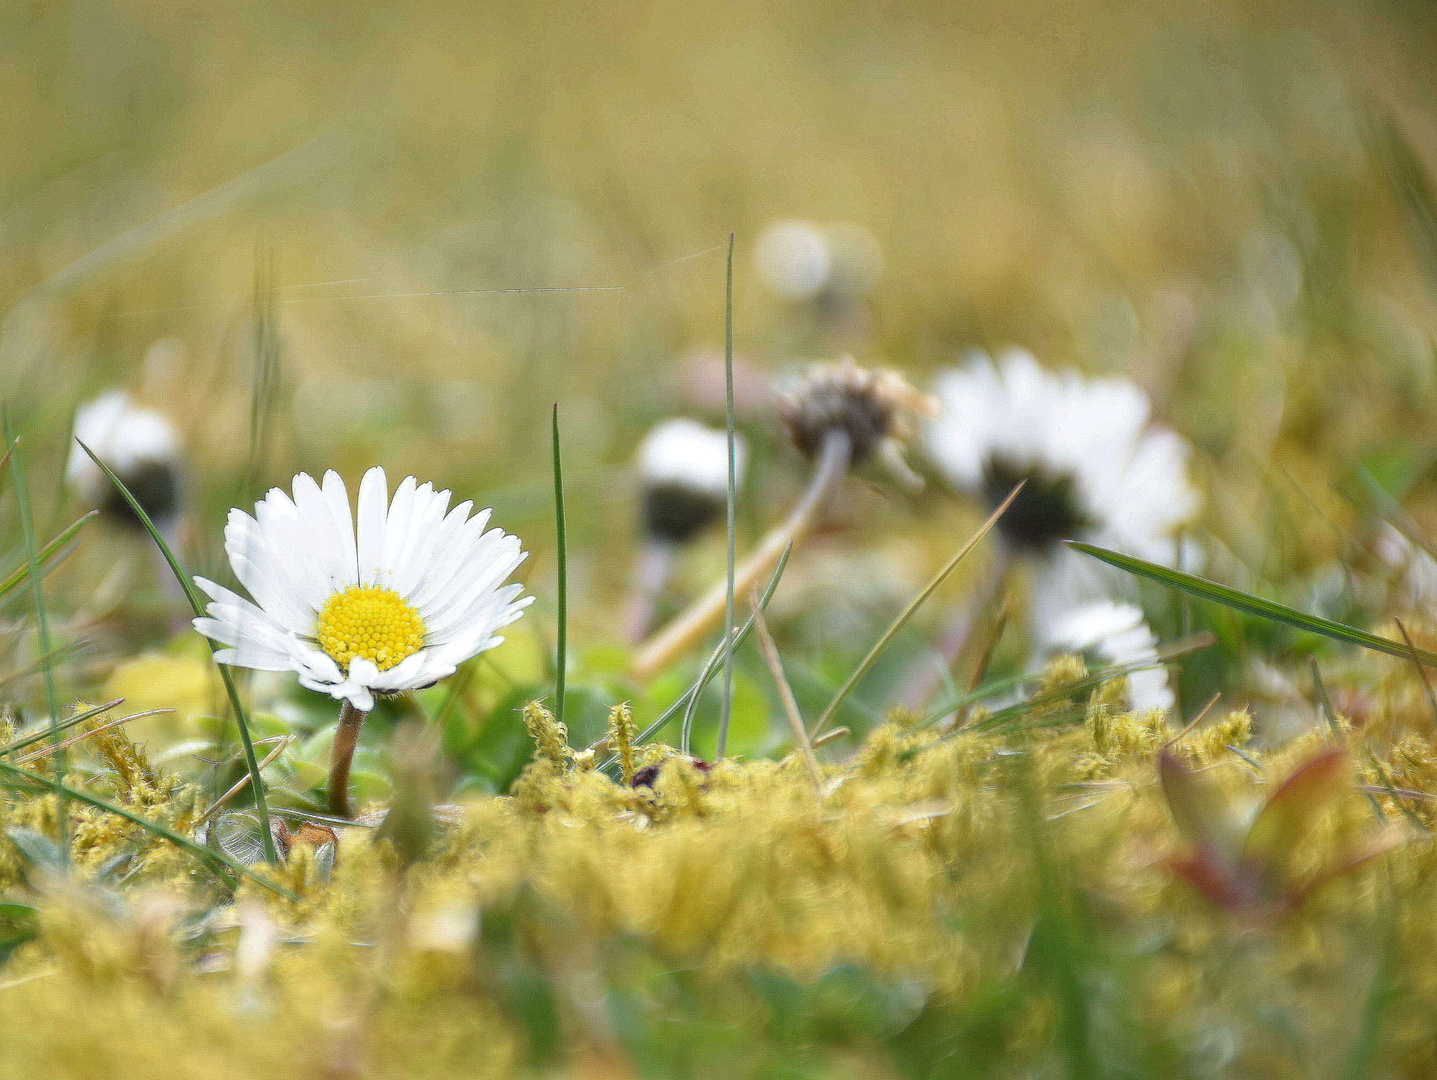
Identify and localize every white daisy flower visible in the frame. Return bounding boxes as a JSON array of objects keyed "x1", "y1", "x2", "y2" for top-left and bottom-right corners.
[
  {"x1": 924, "y1": 348, "x2": 1199, "y2": 626},
  {"x1": 1040, "y1": 599, "x2": 1174, "y2": 715},
  {"x1": 193, "y1": 467, "x2": 532, "y2": 712},
  {"x1": 66, "y1": 390, "x2": 185, "y2": 529},
  {"x1": 637, "y1": 418, "x2": 747, "y2": 545}
]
